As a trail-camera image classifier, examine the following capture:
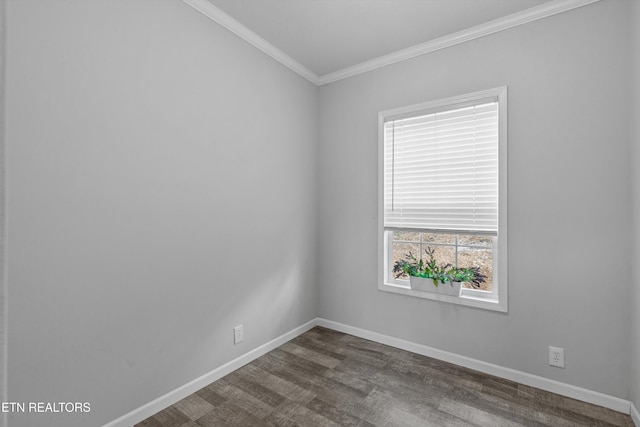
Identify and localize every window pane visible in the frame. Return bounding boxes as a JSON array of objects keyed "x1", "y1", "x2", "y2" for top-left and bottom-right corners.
[
  {"x1": 458, "y1": 234, "x2": 493, "y2": 248},
  {"x1": 421, "y1": 233, "x2": 455, "y2": 245},
  {"x1": 391, "y1": 230, "x2": 494, "y2": 293},
  {"x1": 392, "y1": 242, "x2": 420, "y2": 280},
  {"x1": 458, "y1": 246, "x2": 493, "y2": 291},
  {"x1": 427, "y1": 245, "x2": 456, "y2": 269},
  {"x1": 393, "y1": 231, "x2": 420, "y2": 242}
]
